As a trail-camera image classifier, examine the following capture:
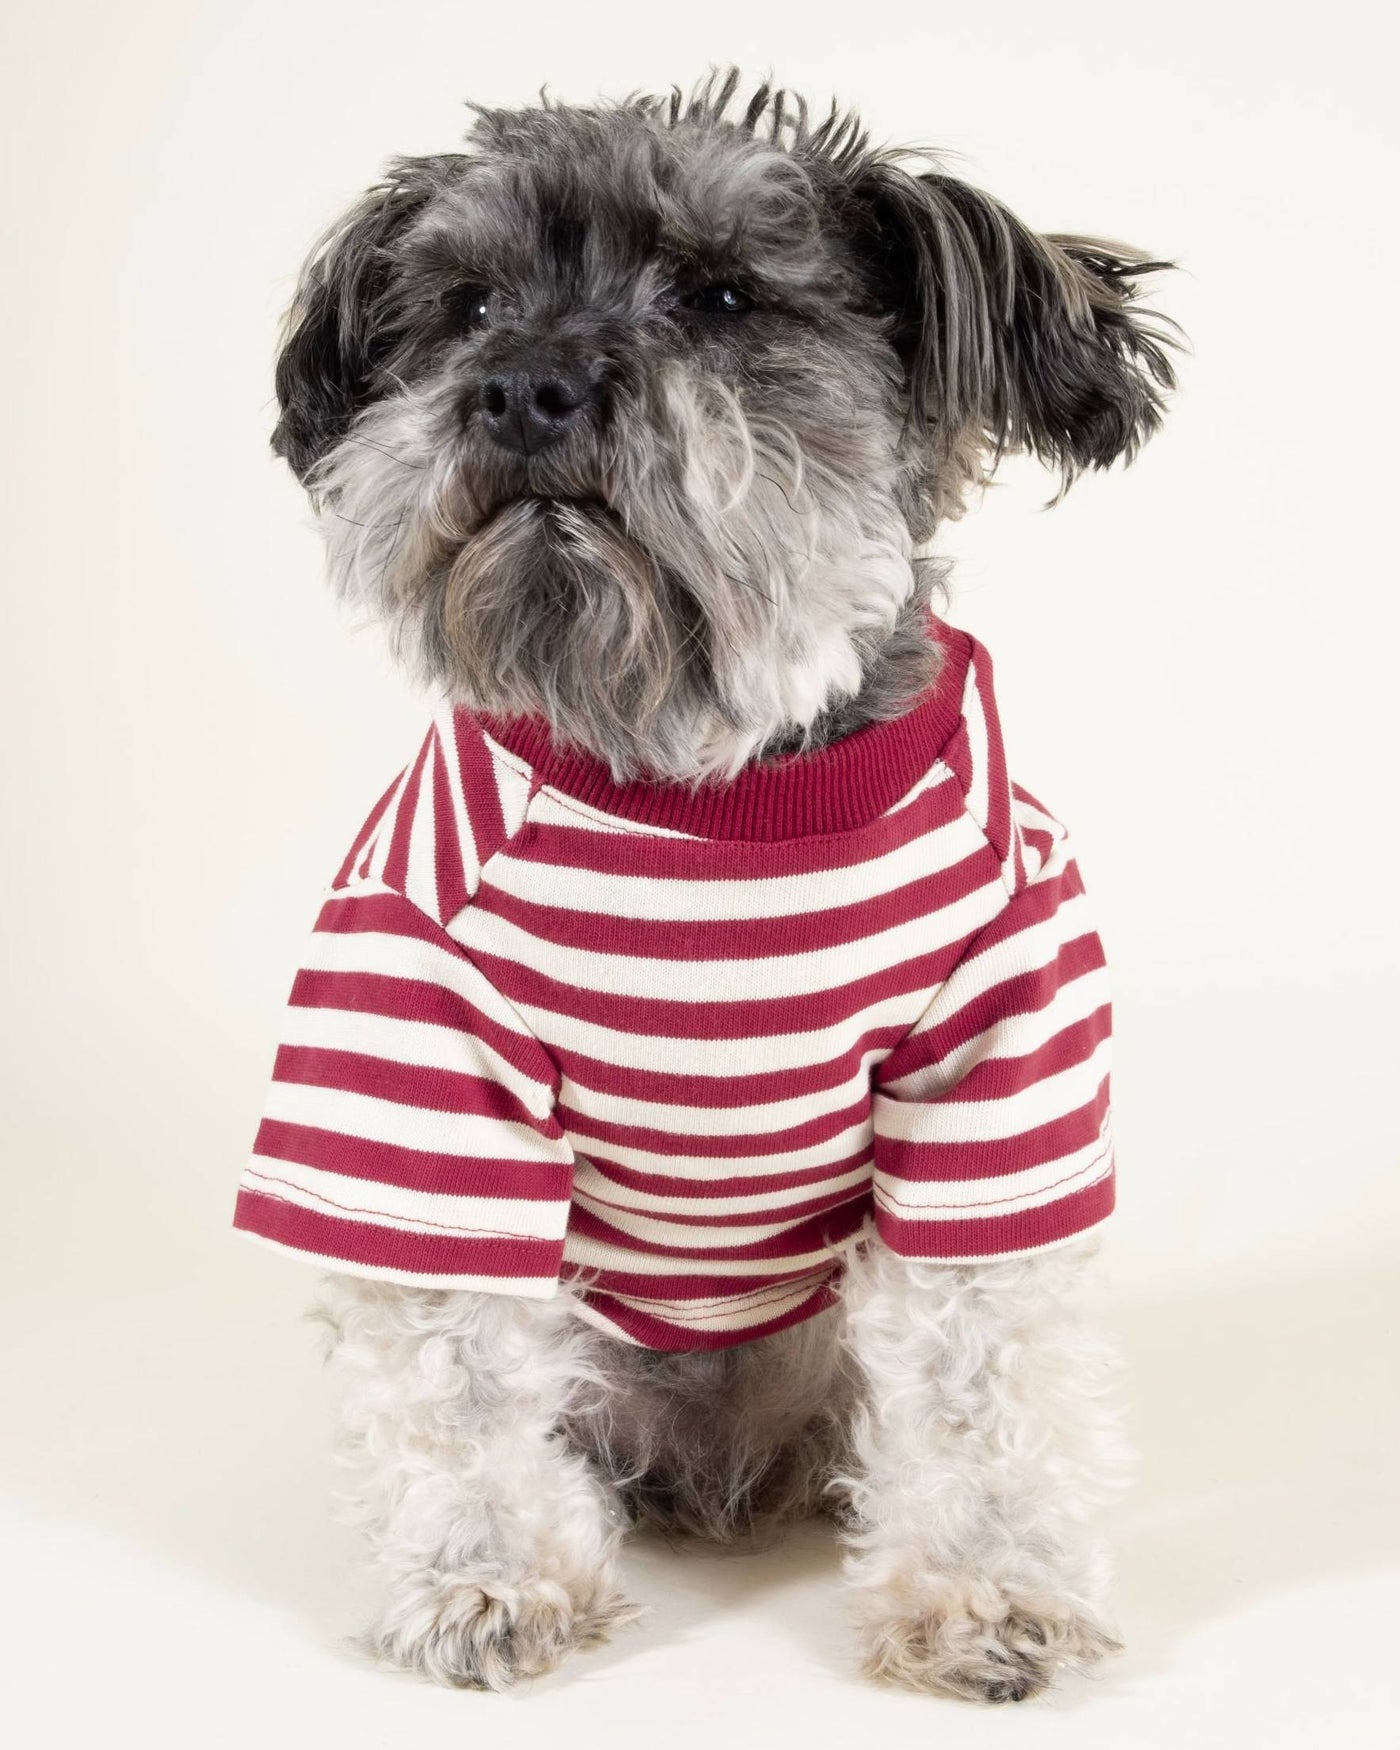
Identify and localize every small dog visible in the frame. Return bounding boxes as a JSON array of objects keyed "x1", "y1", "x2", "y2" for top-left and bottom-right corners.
[{"x1": 235, "y1": 68, "x2": 1177, "y2": 1702}]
